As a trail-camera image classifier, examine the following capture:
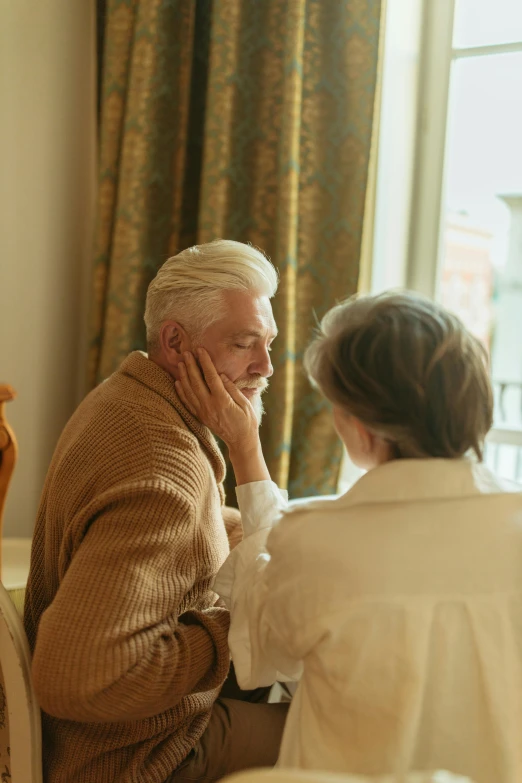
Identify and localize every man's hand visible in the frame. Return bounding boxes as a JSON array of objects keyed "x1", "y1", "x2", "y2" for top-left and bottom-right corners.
[
  {"x1": 175, "y1": 348, "x2": 270, "y2": 485},
  {"x1": 175, "y1": 348, "x2": 259, "y2": 451}
]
